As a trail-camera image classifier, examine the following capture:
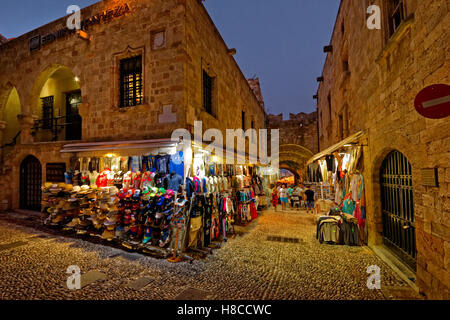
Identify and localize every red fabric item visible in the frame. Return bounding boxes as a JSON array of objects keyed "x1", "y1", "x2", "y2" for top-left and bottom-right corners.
[
  {"x1": 354, "y1": 201, "x2": 365, "y2": 229},
  {"x1": 272, "y1": 193, "x2": 278, "y2": 207},
  {"x1": 250, "y1": 203, "x2": 258, "y2": 220},
  {"x1": 96, "y1": 170, "x2": 109, "y2": 187}
]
